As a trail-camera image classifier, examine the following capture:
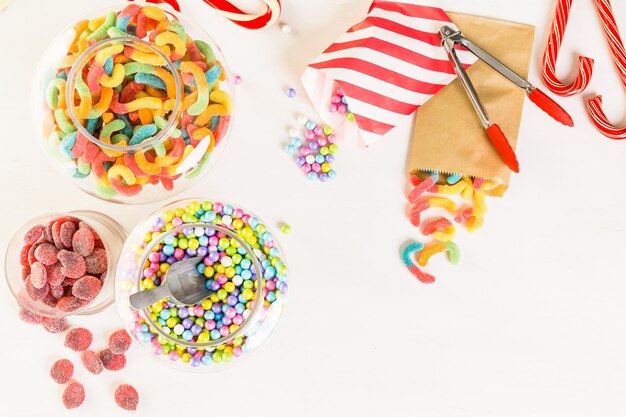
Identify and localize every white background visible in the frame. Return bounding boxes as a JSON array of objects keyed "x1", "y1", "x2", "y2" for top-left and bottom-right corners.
[{"x1": 1, "y1": 0, "x2": 626, "y2": 416}]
